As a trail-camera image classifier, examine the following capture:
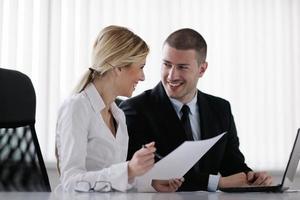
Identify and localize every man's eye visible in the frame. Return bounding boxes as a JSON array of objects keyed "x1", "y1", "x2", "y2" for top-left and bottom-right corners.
[
  {"x1": 178, "y1": 65, "x2": 188, "y2": 70},
  {"x1": 163, "y1": 63, "x2": 172, "y2": 68}
]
